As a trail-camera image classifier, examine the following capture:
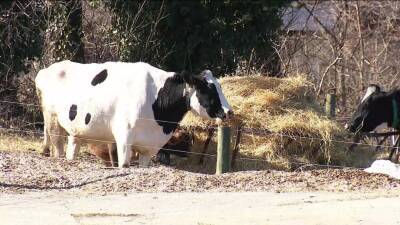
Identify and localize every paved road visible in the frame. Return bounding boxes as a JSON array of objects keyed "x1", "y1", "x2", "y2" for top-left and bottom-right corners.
[{"x1": 1, "y1": 191, "x2": 400, "y2": 225}]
